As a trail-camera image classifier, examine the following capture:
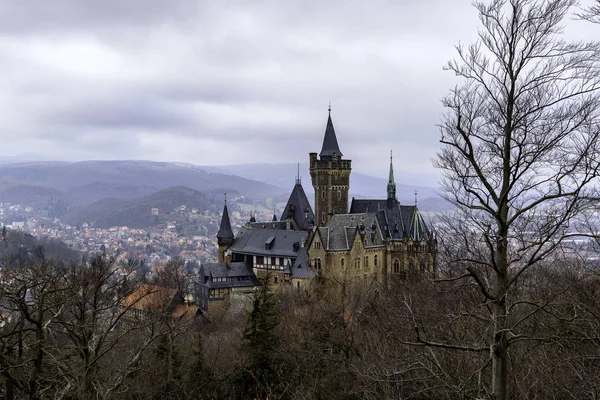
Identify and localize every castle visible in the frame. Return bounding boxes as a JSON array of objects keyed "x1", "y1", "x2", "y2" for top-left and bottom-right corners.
[{"x1": 195, "y1": 109, "x2": 437, "y2": 316}]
